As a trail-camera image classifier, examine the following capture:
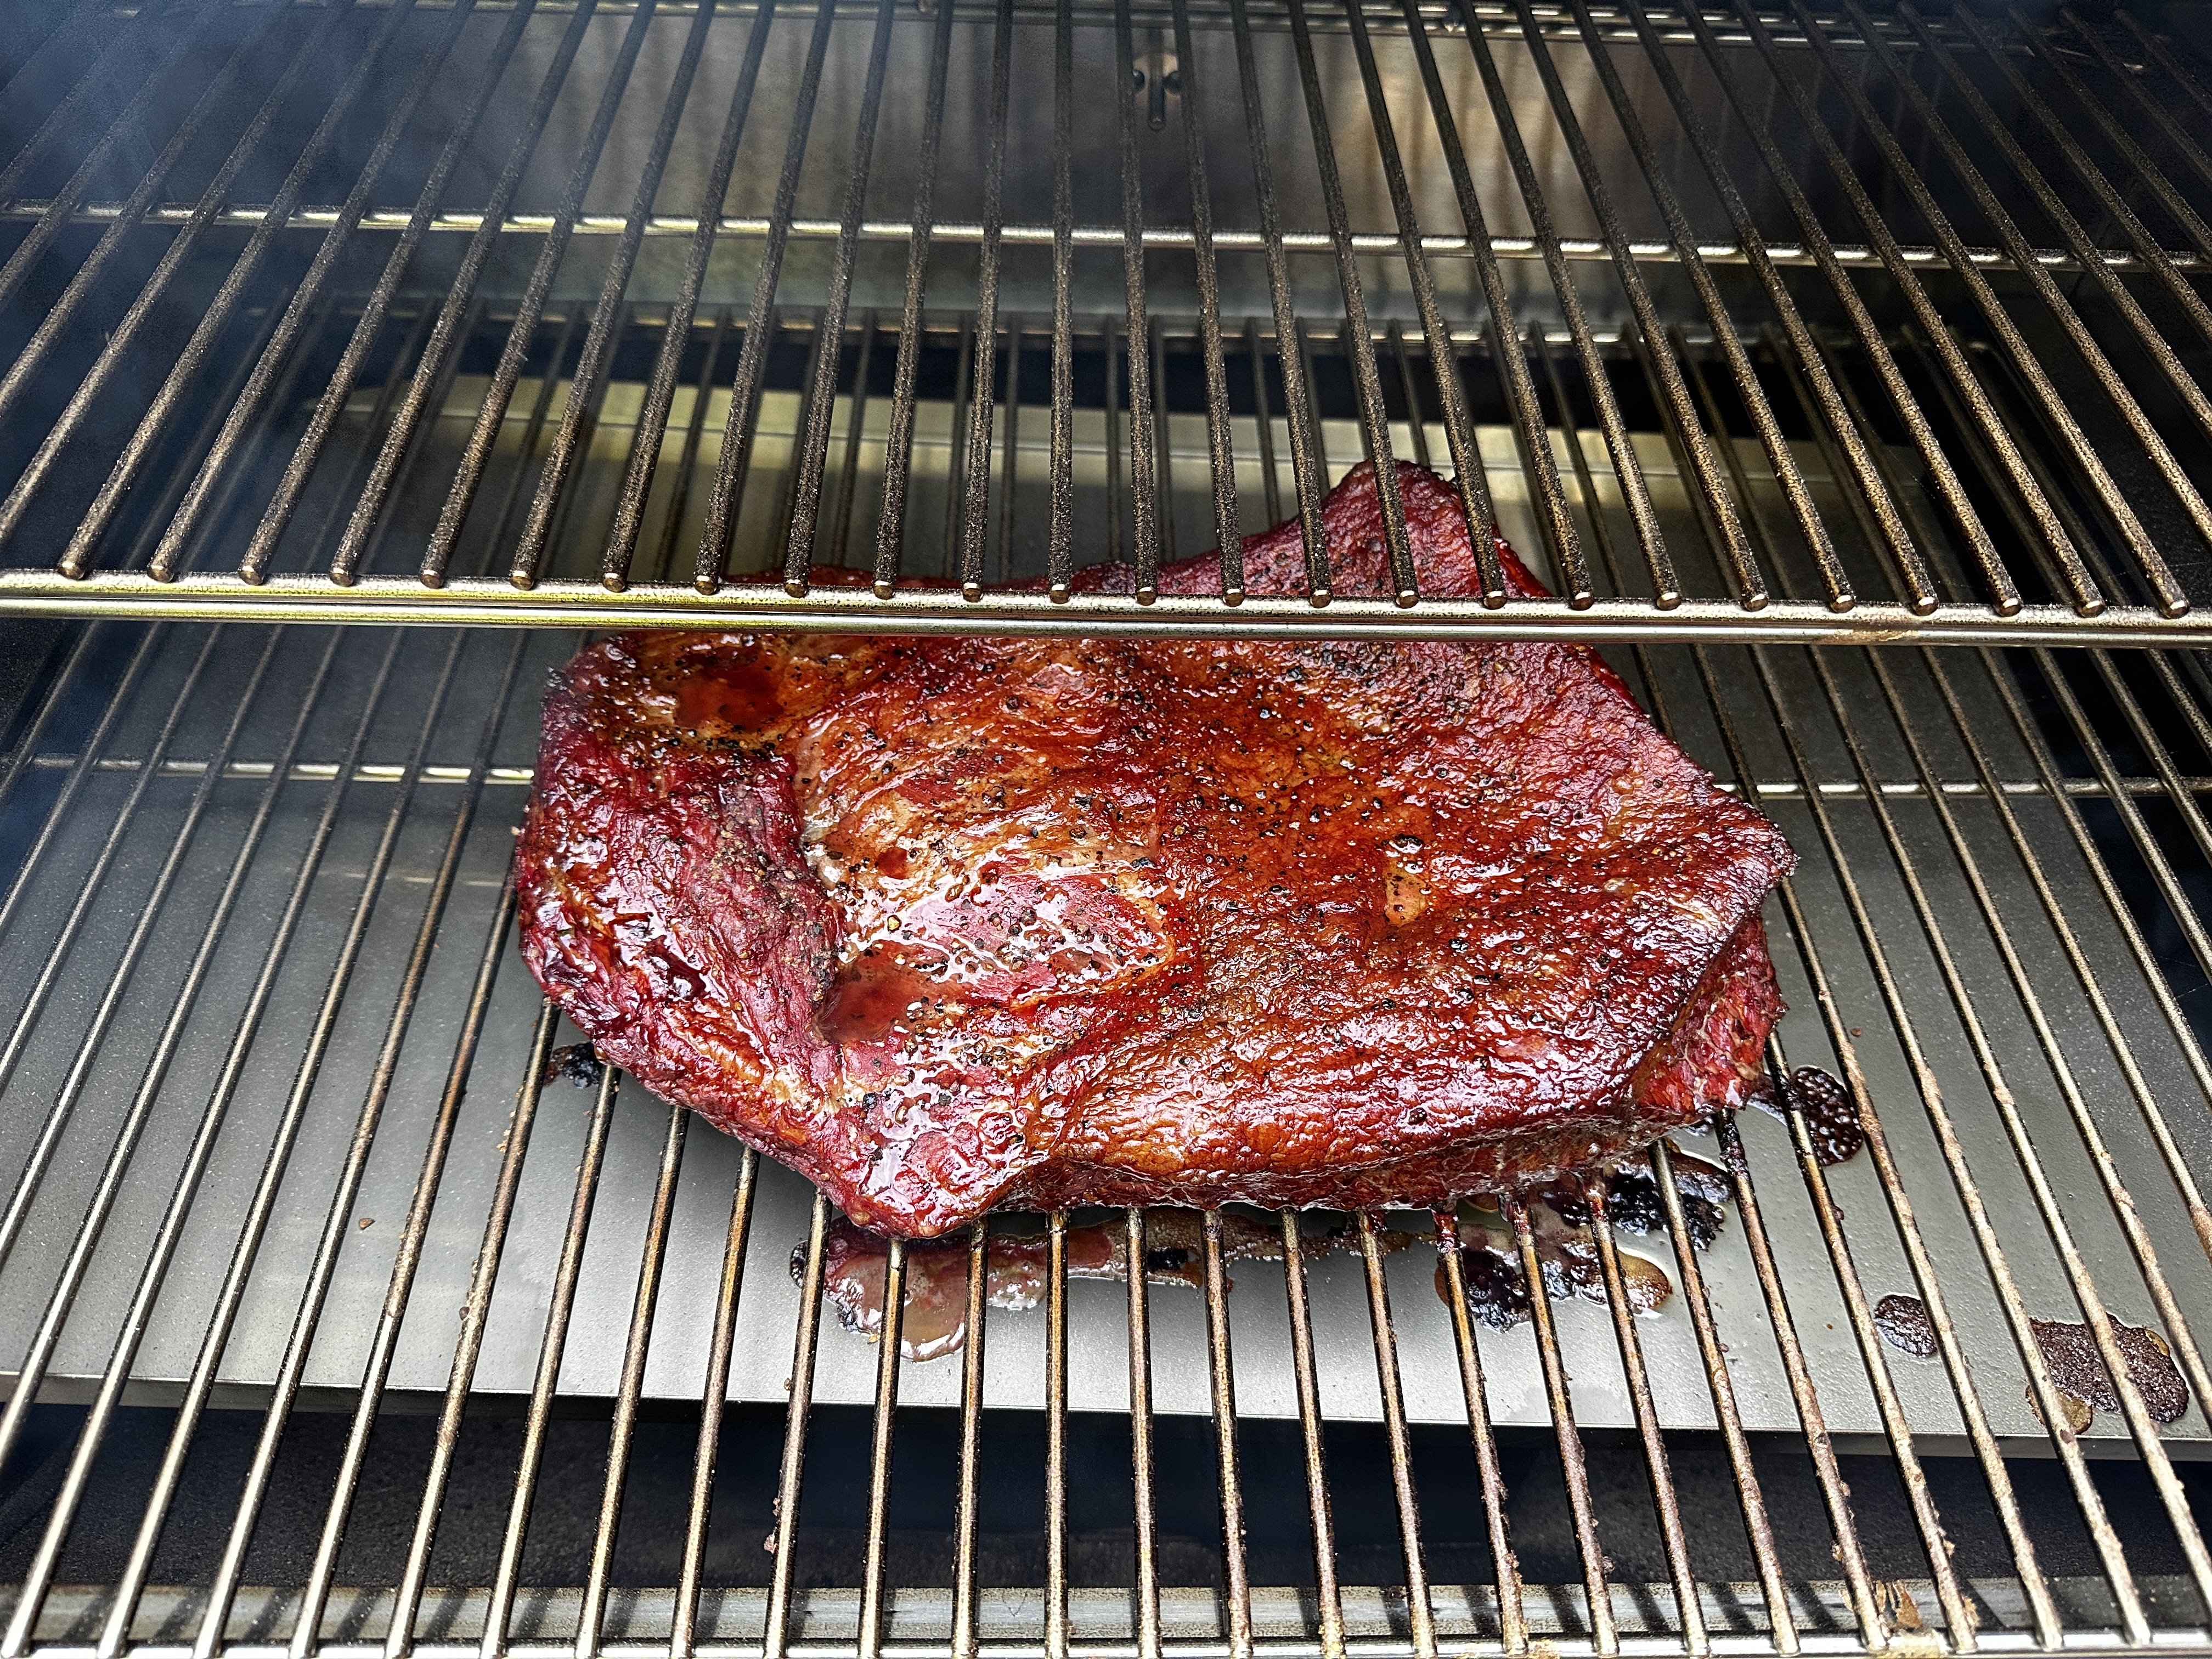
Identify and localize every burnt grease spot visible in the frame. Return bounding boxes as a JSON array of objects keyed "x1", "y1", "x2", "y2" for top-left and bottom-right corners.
[
  {"x1": 1751, "y1": 1065, "x2": 1863, "y2": 1165},
  {"x1": 2033, "y1": 1316, "x2": 2191, "y2": 1425},
  {"x1": 541, "y1": 1042, "x2": 605, "y2": 1090},
  {"x1": 1437, "y1": 1148, "x2": 1733, "y2": 1330},
  {"x1": 1876, "y1": 1293, "x2": 2190, "y2": 1426},
  {"x1": 1875, "y1": 1293, "x2": 1938, "y2": 1360}
]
